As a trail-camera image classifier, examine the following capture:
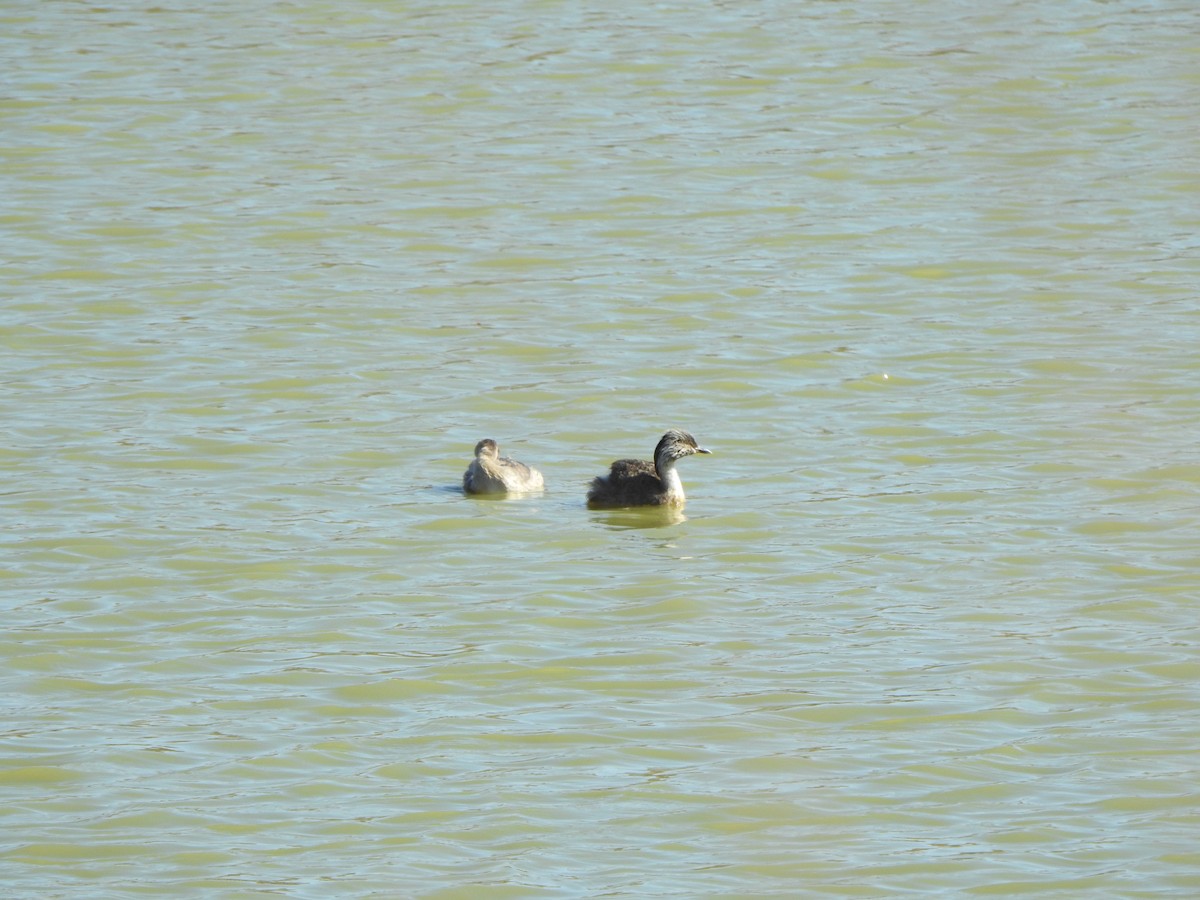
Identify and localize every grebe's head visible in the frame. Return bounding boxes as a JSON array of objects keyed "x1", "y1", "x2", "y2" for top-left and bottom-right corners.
[
  {"x1": 473, "y1": 438, "x2": 499, "y2": 459},
  {"x1": 654, "y1": 429, "x2": 711, "y2": 463}
]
